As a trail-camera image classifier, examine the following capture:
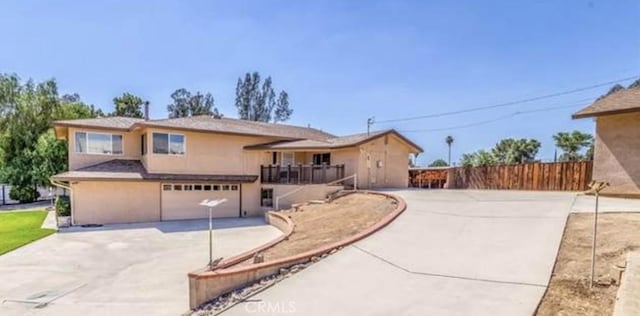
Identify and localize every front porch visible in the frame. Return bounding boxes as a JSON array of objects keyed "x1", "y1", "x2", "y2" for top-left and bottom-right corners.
[{"x1": 260, "y1": 164, "x2": 346, "y2": 184}]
